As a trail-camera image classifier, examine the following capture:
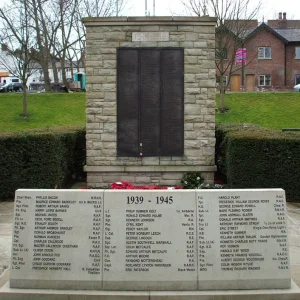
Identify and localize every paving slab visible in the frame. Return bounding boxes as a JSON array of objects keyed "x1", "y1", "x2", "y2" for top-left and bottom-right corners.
[
  {"x1": 287, "y1": 202, "x2": 300, "y2": 287},
  {"x1": 0, "y1": 201, "x2": 14, "y2": 276}
]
